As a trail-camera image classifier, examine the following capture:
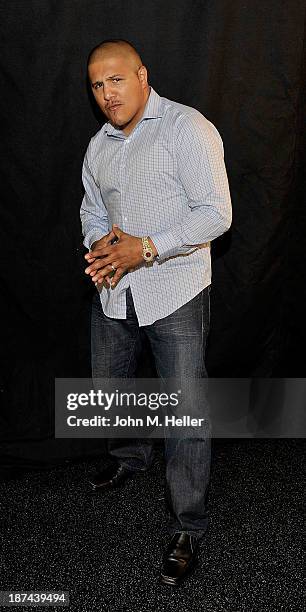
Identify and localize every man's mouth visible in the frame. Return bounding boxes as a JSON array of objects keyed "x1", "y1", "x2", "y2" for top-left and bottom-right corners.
[{"x1": 108, "y1": 104, "x2": 122, "y2": 112}]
